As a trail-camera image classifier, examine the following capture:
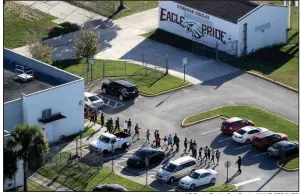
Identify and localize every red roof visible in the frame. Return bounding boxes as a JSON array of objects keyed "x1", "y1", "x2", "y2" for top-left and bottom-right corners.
[{"x1": 225, "y1": 117, "x2": 242, "y2": 123}]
